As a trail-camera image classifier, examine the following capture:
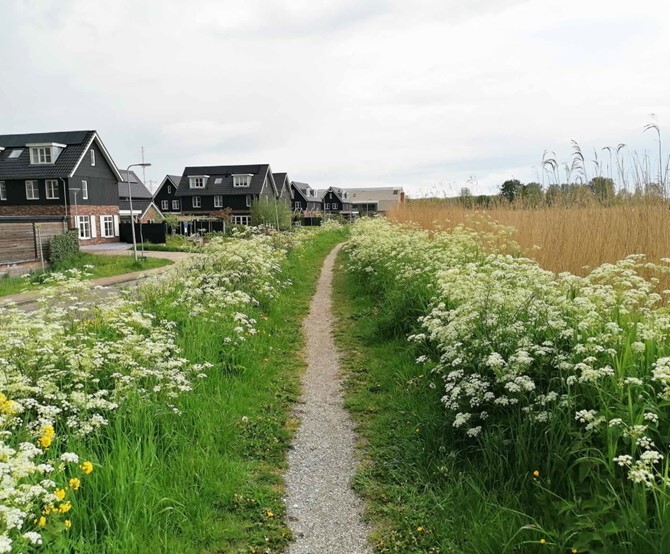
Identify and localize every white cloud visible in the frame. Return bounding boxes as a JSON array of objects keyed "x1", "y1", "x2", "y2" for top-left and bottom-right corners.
[{"x1": 0, "y1": 0, "x2": 668, "y2": 196}]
